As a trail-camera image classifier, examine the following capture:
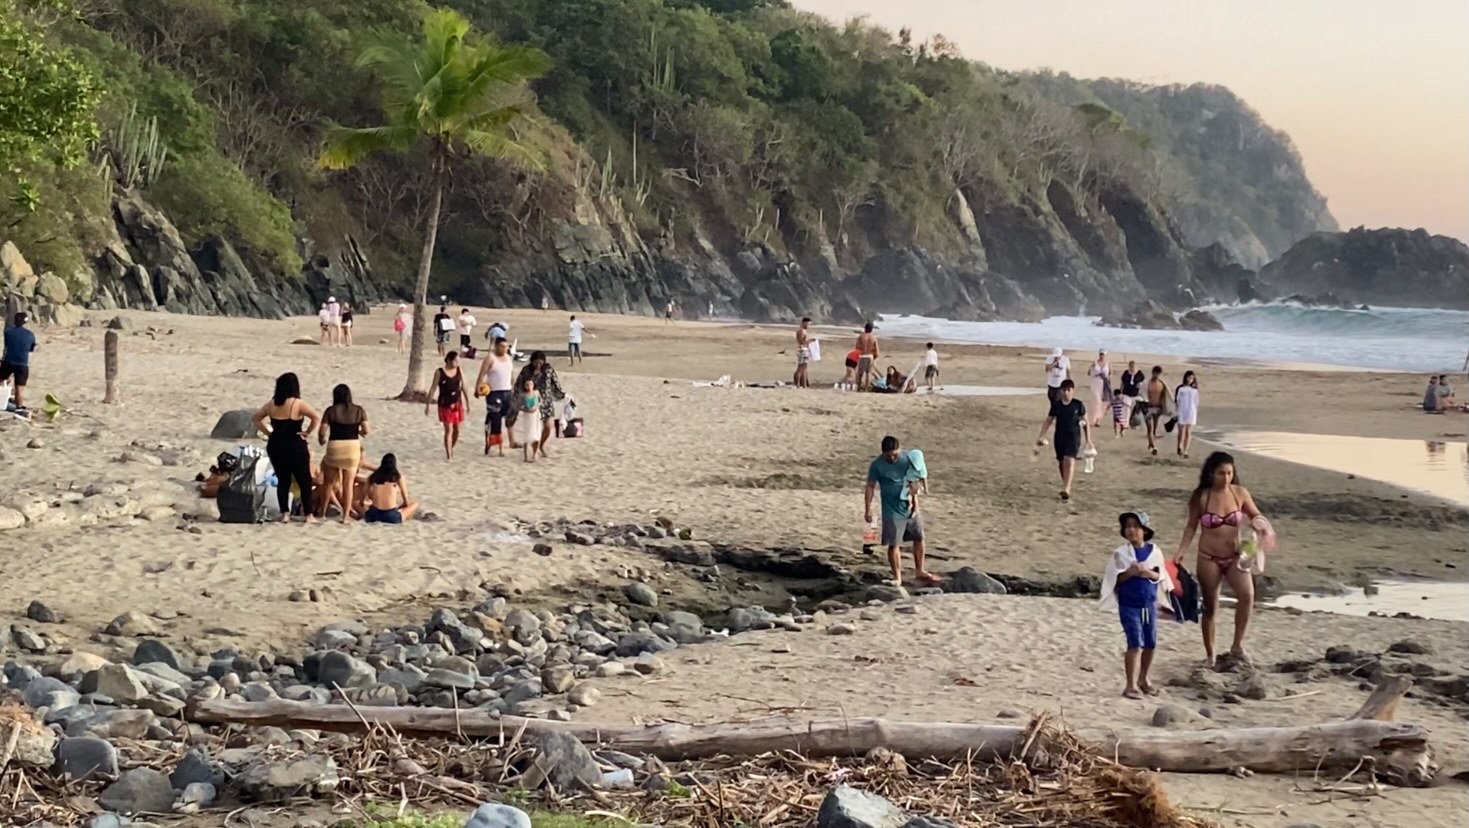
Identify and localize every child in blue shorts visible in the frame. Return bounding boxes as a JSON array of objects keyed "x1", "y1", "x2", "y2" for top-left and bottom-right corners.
[{"x1": 1099, "y1": 511, "x2": 1173, "y2": 699}]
